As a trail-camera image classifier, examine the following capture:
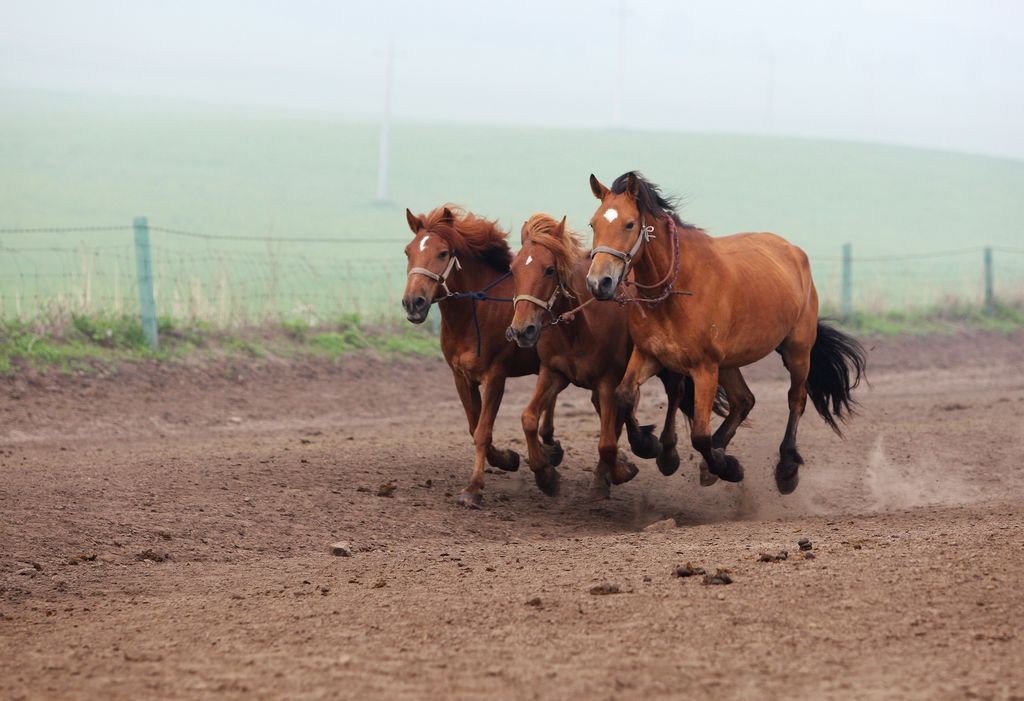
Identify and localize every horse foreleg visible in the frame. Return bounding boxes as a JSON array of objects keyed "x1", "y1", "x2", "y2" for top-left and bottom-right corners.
[
  {"x1": 614, "y1": 348, "x2": 662, "y2": 439},
  {"x1": 456, "y1": 373, "x2": 507, "y2": 508},
  {"x1": 453, "y1": 372, "x2": 481, "y2": 436},
  {"x1": 691, "y1": 365, "x2": 744, "y2": 483},
  {"x1": 594, "y1": 381, "x2": 638, "y2": 497},
  {"x1": 522, "y1": 368, "x2": 568, "y2": 497},
  {"x1": 537, "y1": 393, "x2": 564, "y2": 468},
  {"x1": 655, "y1": 372, "x2": 683, "y2": 476}
]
